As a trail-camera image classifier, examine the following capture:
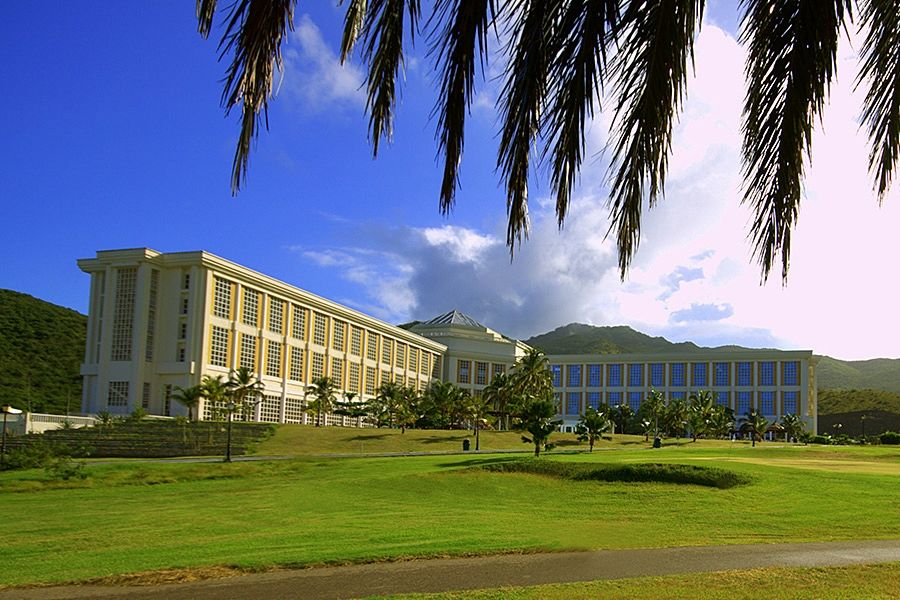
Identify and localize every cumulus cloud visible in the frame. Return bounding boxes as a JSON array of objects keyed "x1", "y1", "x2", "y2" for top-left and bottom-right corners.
[{"x1": 282, "y1": 14, "x2": 365, "y2": 112}]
